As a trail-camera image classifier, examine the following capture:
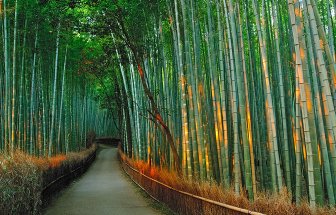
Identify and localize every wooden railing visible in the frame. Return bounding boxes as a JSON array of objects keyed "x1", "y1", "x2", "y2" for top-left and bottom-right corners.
[
  {"x1": 120, "y1": 156, "x2": 265, "y2": 215},
  {"x1": 42, "y1": 151, "x2": 96, "y2": 193},
  {"x1": 42, "y1": 147, "x2": 97, "y2": 206}
]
